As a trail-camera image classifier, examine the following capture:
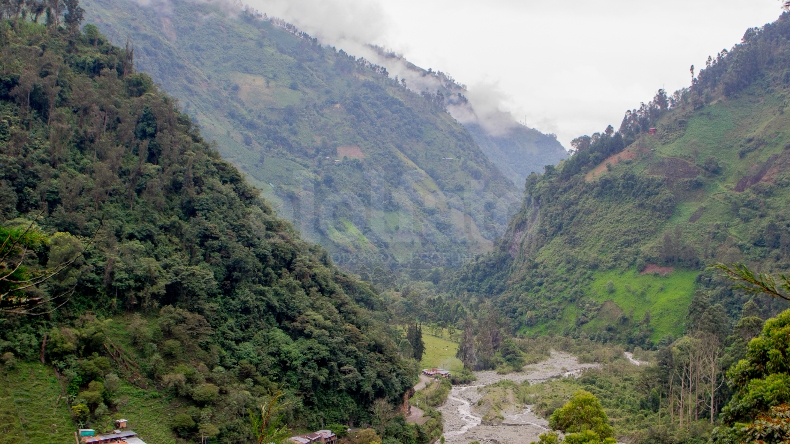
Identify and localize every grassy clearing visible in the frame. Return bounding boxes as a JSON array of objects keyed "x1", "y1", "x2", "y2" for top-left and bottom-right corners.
[
  {"x1": 108, "y1": 384, "x2": 178, "y2": 444},
  {"x1": 0, "y1": 362, "x2": 74, "y2": 444},
  {"x1": 419, "y1": 332, "x2": 463, "y2": 373},
  {"x1": 588, "y1": 269, "x2": 698, "y2": 340}
]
